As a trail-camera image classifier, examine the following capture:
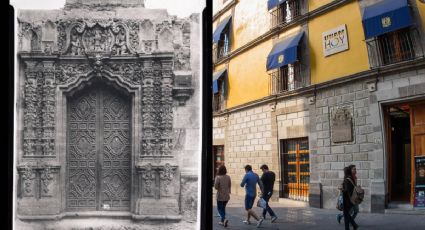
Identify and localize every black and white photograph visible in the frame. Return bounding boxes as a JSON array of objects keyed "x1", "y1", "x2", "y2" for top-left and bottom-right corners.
[{"x1": 11, "y1": 0, "x2": 203, "y2": 229}]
